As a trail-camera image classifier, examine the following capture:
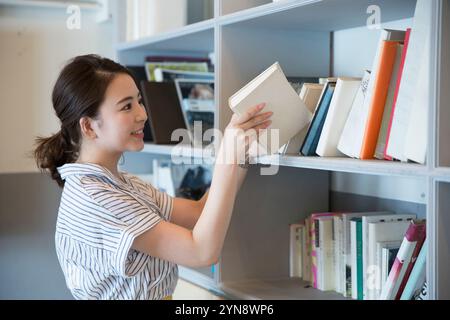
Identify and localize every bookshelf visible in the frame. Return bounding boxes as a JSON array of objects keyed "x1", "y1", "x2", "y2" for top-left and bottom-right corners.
[{"x1": 115, "y1": 0, "x2": 450, "y2": 299}]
